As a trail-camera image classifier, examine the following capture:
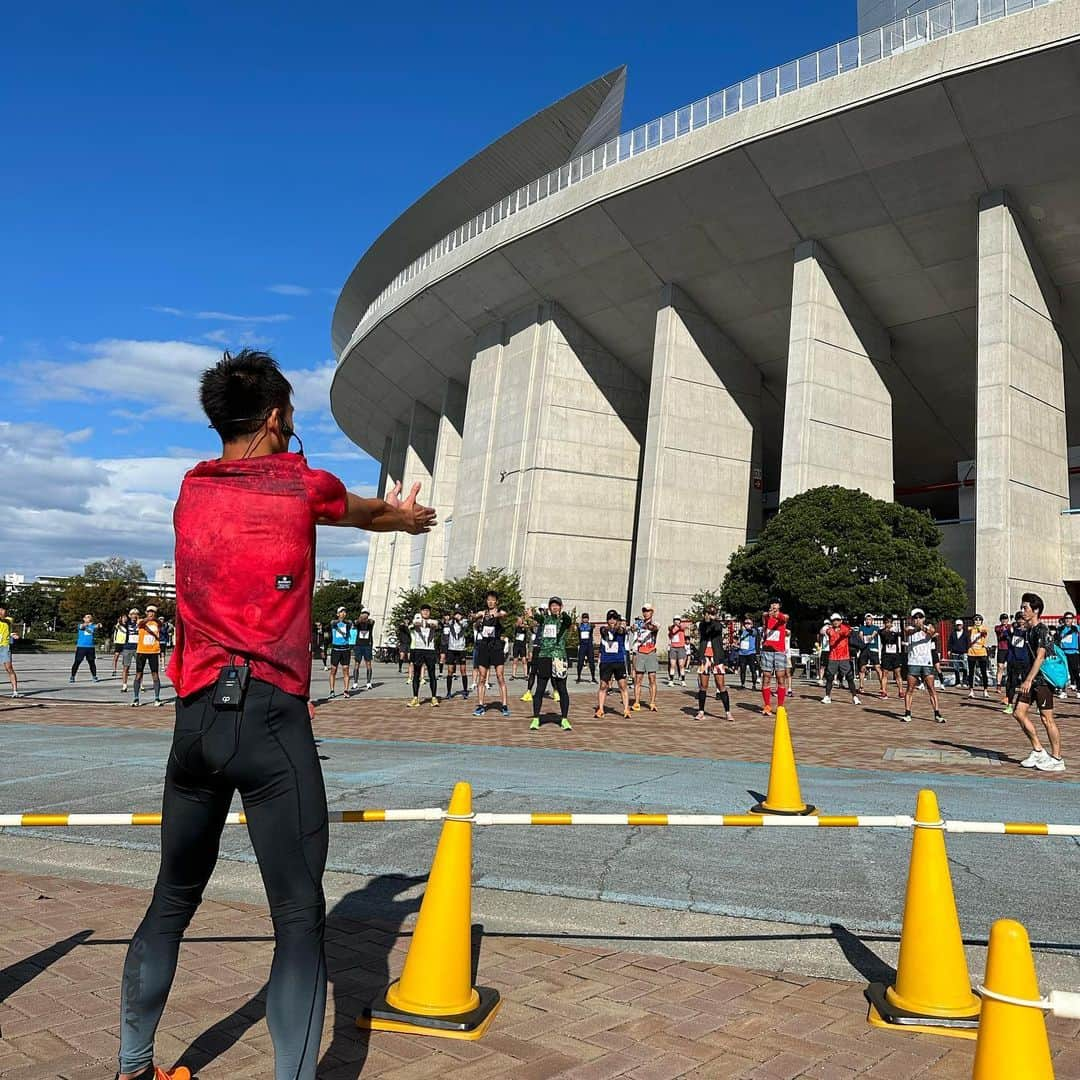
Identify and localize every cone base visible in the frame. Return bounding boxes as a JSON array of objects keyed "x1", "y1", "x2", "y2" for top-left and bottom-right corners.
[
  {"x1": 358, "y1": 984, "x2": 501, "y2": 1041},
  {"x1": 865, "y1": 984, "x2": 978, "y2": 1040},
  {"x1": 749, "y1": 802, "x2": 816, "y2": 816}
]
